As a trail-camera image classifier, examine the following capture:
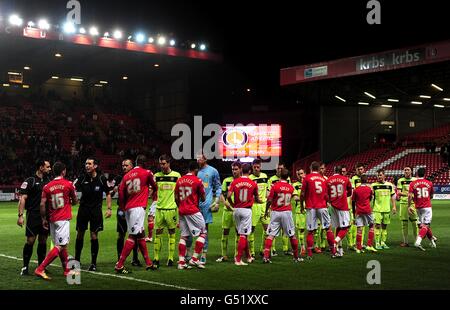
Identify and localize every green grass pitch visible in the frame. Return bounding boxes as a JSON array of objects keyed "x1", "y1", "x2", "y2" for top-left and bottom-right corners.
[{"x1": 0, "y1": 201, "x2": 449, "y2": 290}]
